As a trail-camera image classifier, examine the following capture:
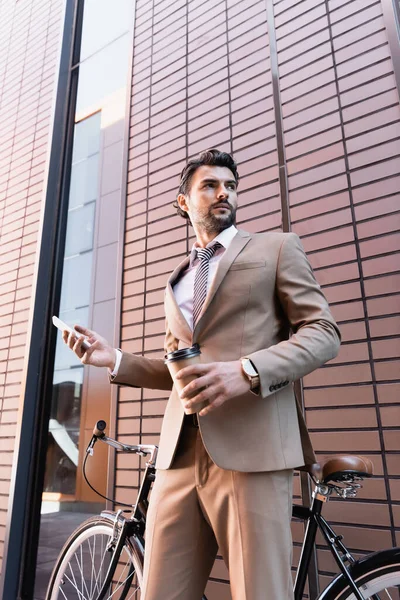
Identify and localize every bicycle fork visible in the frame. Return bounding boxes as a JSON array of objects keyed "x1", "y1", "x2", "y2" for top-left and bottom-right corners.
[
  {"x1": 95, "y1": 514, "x2": 131, "y2": 600},
  {"x1": 317, "y1": 515, "x2": 383, "y2": 600},
  {"x1": 295, "y1": 490, "x2": 379, "y2": 600}
]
